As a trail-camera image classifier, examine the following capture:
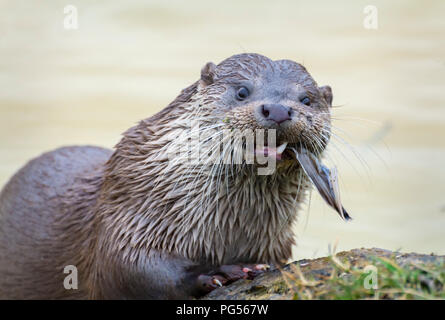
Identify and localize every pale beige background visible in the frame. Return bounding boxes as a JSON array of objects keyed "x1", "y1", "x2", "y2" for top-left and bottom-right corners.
[{"x1": 1, "y1": 0, "x2": 444, "y2": 260}]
